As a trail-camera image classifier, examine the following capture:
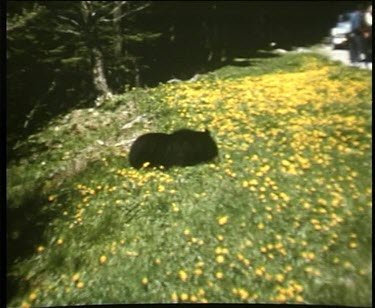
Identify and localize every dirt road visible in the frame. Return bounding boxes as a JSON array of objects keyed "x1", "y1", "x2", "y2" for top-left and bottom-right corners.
[{"x1": 311, "y1": 44, "x2": 372, "y2": 70}]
